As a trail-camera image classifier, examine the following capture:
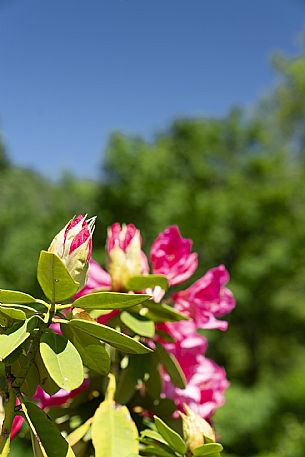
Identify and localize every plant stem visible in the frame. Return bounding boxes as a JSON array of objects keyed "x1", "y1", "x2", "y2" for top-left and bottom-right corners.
[{"x1": 0, "y1": 385, "x2": 16, "y2": 456}]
